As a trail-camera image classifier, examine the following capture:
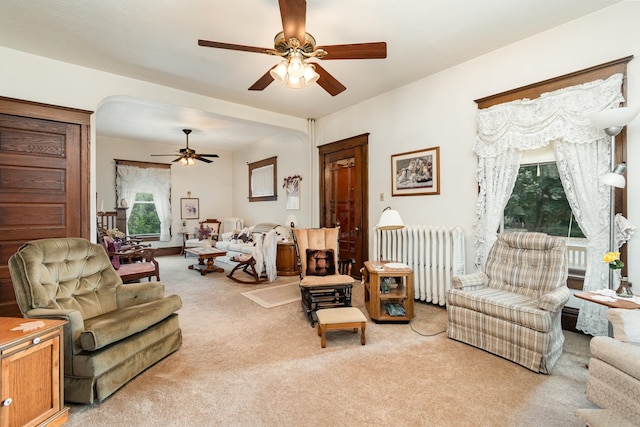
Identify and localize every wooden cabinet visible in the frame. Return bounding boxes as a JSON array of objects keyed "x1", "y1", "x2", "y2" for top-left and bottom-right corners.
[
  {"x1": 0, "y1": 318, "x2": 68, "y2": 427},
  {"x1": 363, "y1": 261, "x2": 414, "y2": 322},
  {"x1": 276, "y1": 242, "x2": 300, "y2": 276}
]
